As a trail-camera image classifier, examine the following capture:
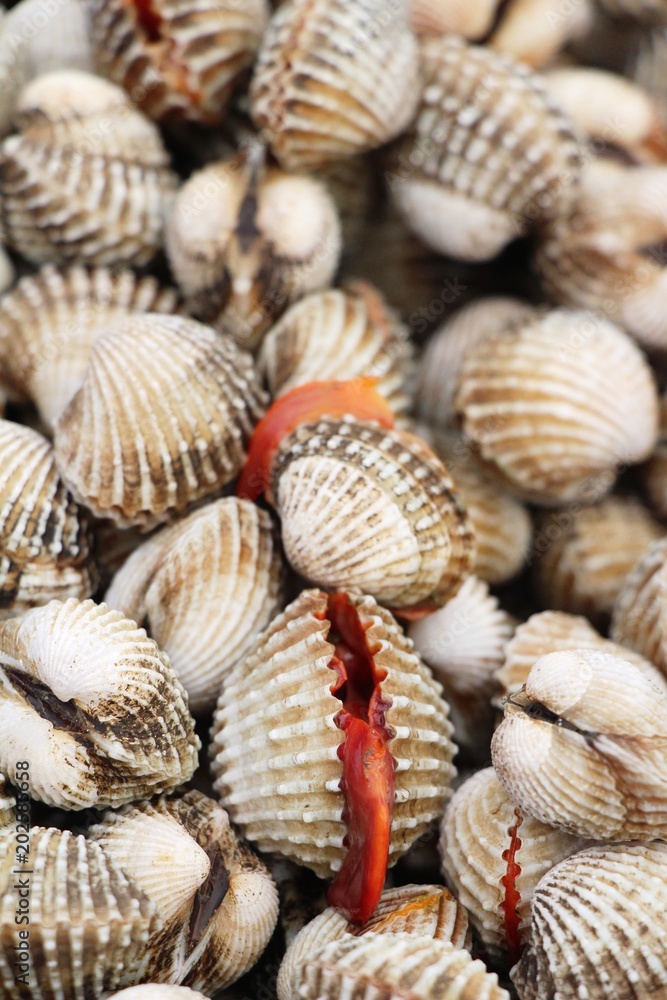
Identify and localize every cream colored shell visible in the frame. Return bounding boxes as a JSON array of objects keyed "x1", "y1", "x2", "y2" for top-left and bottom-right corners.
[
  {"x1": 53, "y1": 313, "x2": 265, "y2": 529},
  {"x1": 440, "y1": 768, "x2": 587, "y2": 962},
  {"x1": 210, "y1": 588, "x2": 456, "y2": 877},
  {"x1": 269, "y1": 418, "x2": 475, "y2": 609},
  {"x1": 0, "y1": 598, "x2": 199, "y2": 809},
  {"x1": 105, "y1": 498, "x2": 285, "y2": 714},
  {"x1": 488, "y1": 0, "x2": 594, "y2": 68},
  {"x1": 512, "y1": 842, "x2": 667, "y2": 1000},
  {"x1": 0, "y1": 70, "x2": 177, "y2": 267},
  {"x1": 108, "y1": 989, "x2": 209, "y2": 1000},
  {"x1": 89, "y1": 0, "x2": 270, "y2": 124},
  {"x1": 454, "y1": 308, "x2": 659, "y2": 505},
  {"x1": 492, "y1": 648, "x2": 667, "y2": 840},
  {"x1": 643, "y1": 390, "x2": 667, "y2": 519},
  {"x1": 409, "y1": 0, "x2": 498, "y2": 36},
  {"x1": 250, "y1": 0, "x2": 420, "y2": 171},
  {"x1": 612, "y1": 535, "x2": 667, "y2": 675}
]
